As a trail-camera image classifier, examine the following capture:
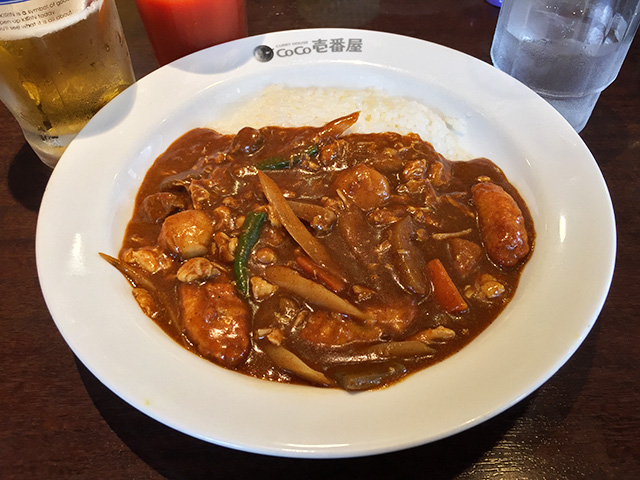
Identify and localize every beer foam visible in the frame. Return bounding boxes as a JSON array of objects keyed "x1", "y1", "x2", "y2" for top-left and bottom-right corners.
[{"x1": 0, "y1": 0, "x2": 96, "y2": 41}]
